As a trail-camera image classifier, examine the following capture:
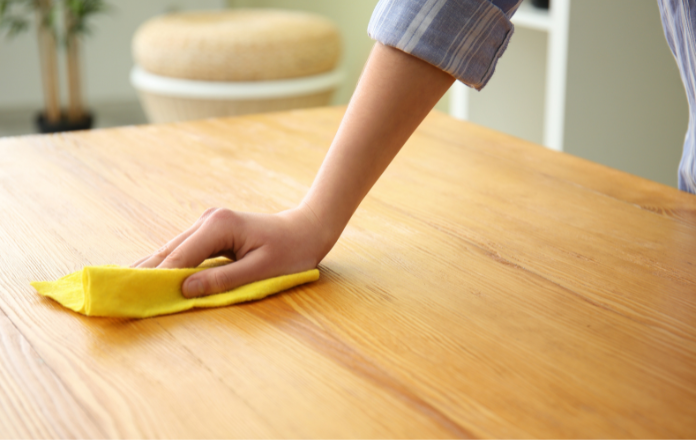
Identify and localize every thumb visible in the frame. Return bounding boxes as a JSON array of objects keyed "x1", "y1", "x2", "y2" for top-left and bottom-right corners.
[{"x1": 182, "y1": 251, "x2": 270, "y2": 298}]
